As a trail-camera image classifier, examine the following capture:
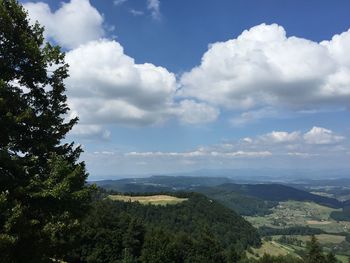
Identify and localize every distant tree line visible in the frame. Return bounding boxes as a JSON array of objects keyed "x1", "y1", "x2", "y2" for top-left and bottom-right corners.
[
  {"x1": 330, "y1": 206, "x2": 350, "y2": 221},
  {"x1": 259, "y1": 226, "x2": 324, "y2": 236}
]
